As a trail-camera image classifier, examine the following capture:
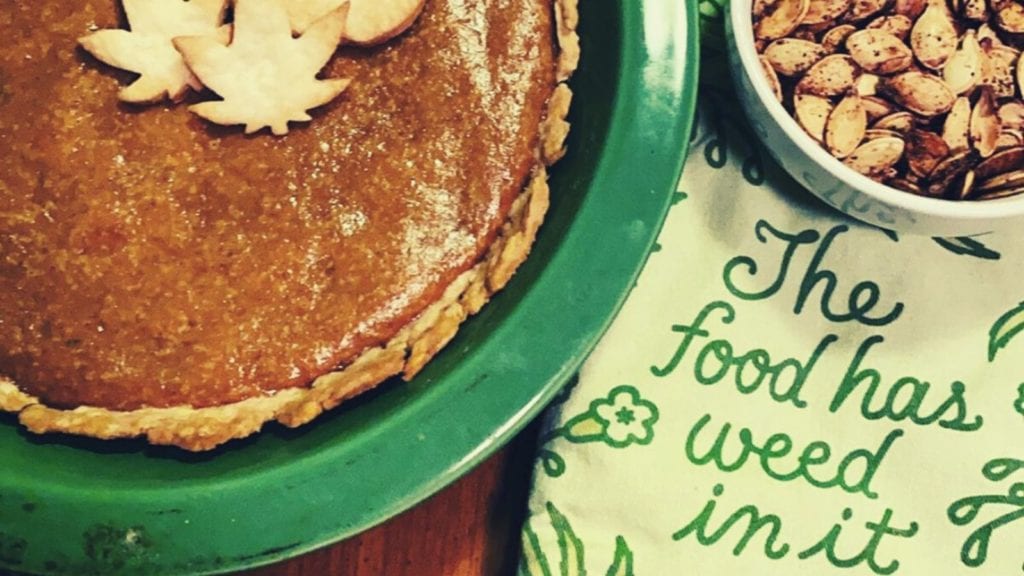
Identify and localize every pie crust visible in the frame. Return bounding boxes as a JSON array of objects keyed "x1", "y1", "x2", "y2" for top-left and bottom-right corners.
[{"x1": 0, "y1": 0, "x2": 580, "y2": 451}]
